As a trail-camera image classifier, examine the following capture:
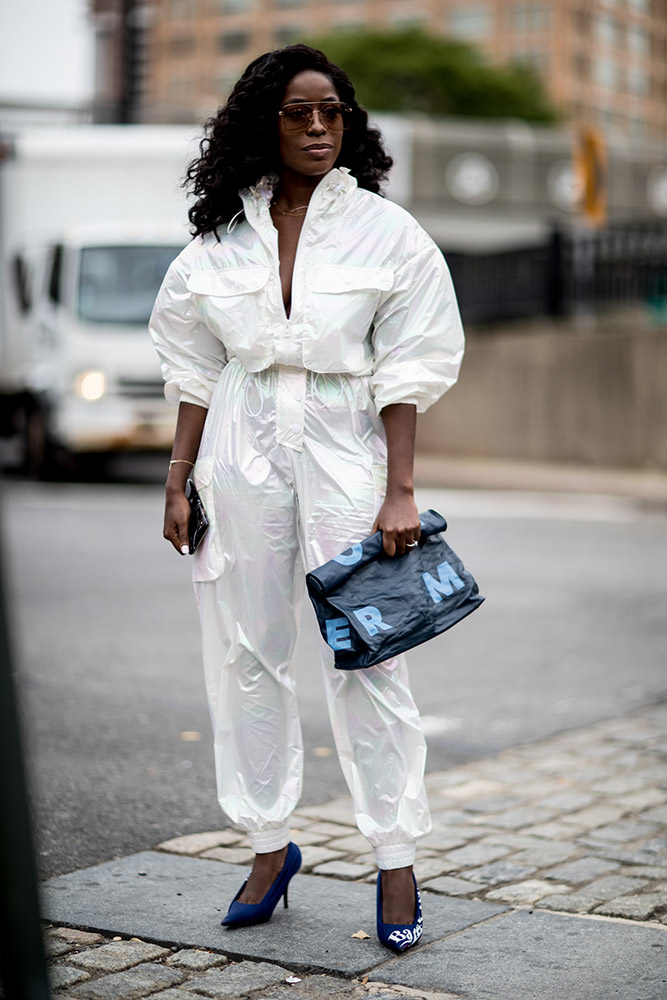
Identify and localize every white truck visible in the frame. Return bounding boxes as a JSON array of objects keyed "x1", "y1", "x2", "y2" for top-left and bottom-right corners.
[{"x1": 0, "y1": 125, "x2": 196, "y2": 475}]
